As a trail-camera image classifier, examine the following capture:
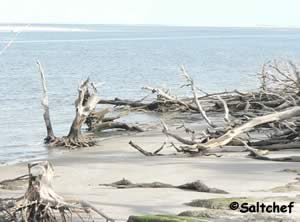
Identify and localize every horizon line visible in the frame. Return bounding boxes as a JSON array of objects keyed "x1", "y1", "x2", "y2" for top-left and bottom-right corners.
[{"x1": 1, "y1": 22, "x2": 300, "y2": 29}]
